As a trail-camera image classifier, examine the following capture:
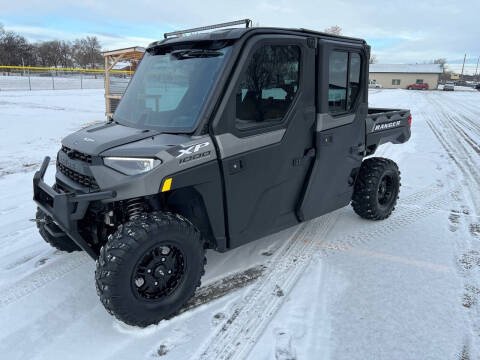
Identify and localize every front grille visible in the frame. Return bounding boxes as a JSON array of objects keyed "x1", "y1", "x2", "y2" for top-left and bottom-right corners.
[
  {"x1": 57, "y1": 163, "x2": 99, "y2": 189},
  {"x1": 61, "y1": 146, "x2": 92, "y2": 164}
]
